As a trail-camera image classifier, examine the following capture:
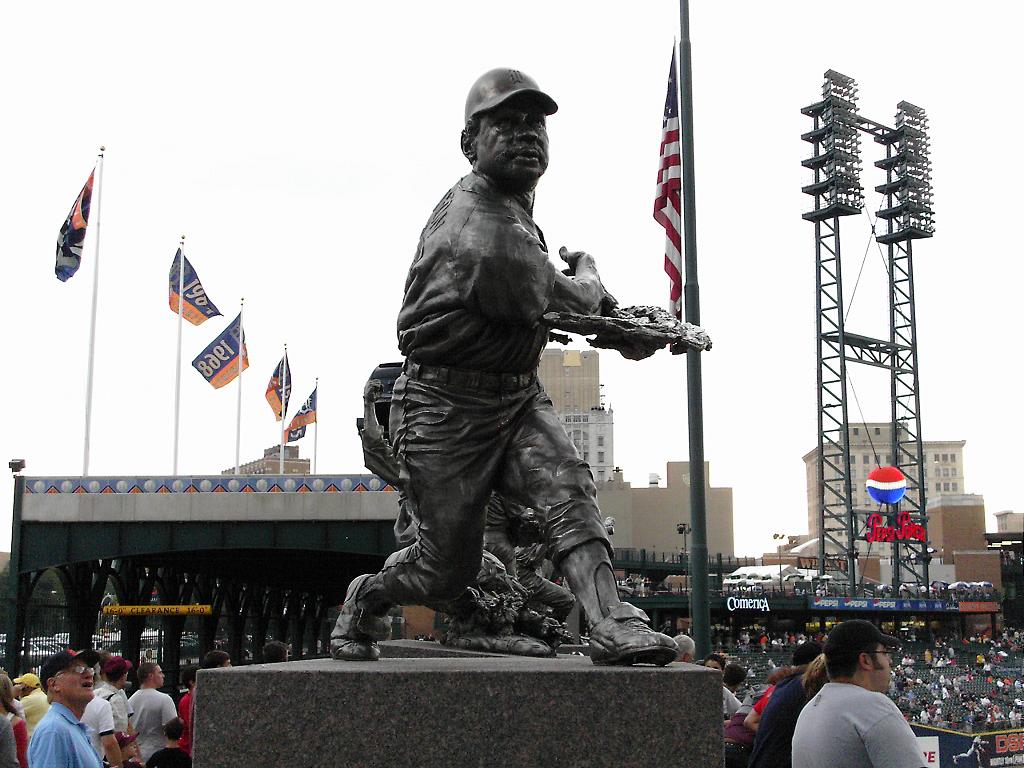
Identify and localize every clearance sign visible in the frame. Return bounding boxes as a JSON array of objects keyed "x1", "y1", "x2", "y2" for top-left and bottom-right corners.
[{"x1": 102, "y1": 605, "x2": 212, "y2": 616}]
